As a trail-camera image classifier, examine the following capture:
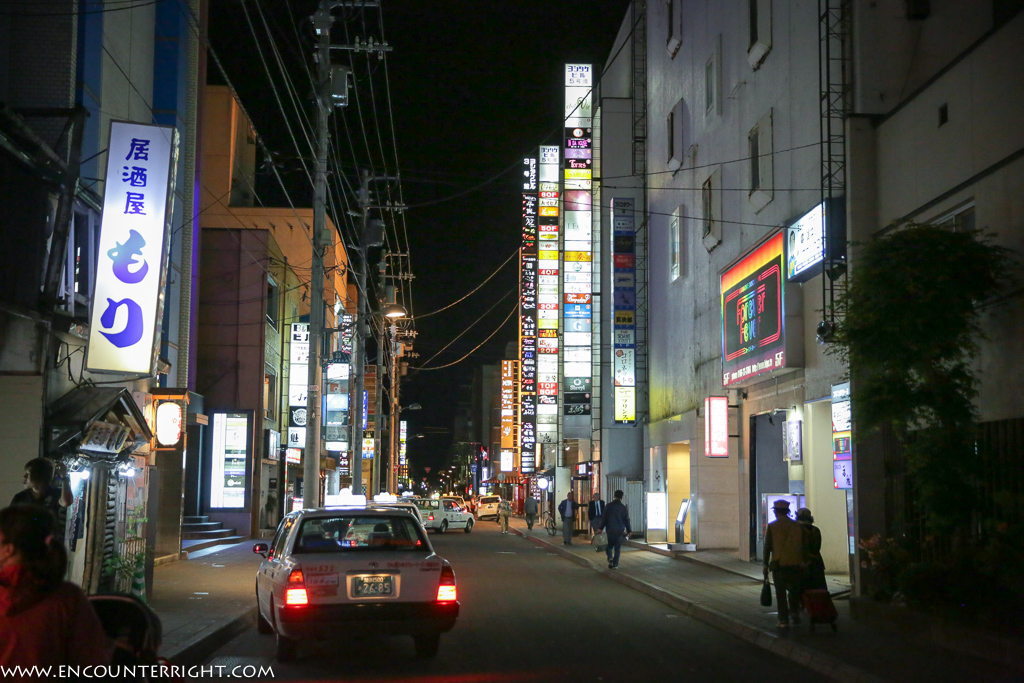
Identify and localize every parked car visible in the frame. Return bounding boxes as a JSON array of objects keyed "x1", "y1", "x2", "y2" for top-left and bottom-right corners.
[
  {"x1": 253, "y1": 508, "x2": 459, "y2": 661},
  {"x1": 476, "y1": 495, "x2": 501, "y2": 520},
  {"x1": 413, "y1": 498, "x2": 475, "y2": 533}
]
